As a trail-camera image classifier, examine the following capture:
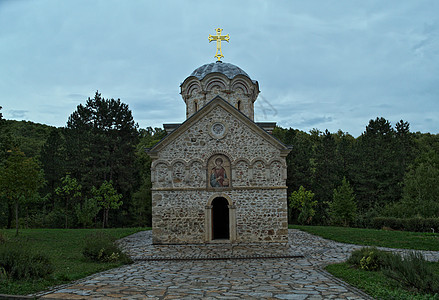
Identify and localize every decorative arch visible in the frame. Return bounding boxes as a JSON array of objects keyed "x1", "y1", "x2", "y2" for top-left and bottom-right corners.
[
  {"x1": 268, "y1": 160, "x2": 284, "y2": 186},
  {"x1": 188, "y1": 159, "x2": 205, "y2": 187},
  {"x1": 203, "y1": 74, "x2": 228, "y2": 92},
  {"x1": 207, "y1": 193, "x2": 233, "y2": 206},
  {"x1": 151, "y1": 159, "x2": 171, "y2": 169},
  {"x1": 252, "y1": 159, "x2": 267, "y2": 185},
  {"x1": 267, "y1": 158, "x2": 287, "y2": 168},
  {"x1": 171, "y1": 159, "x2": 187, "y2": 188},
  {"x1": 233, "y1": 159, "x2": 251, "y2": 187},
  {"x1": 152, "y1": 161, "x2": 170, "y2": 187},
  {"x1": 231, "y1": 78, "x2": 250, "y2": 94},
  {"x1": 186, "y1": 81, "x2": 202, "y2": 95},
  {"x1": 203, "y1": 149, "x2": 235, "y2": 164}
]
